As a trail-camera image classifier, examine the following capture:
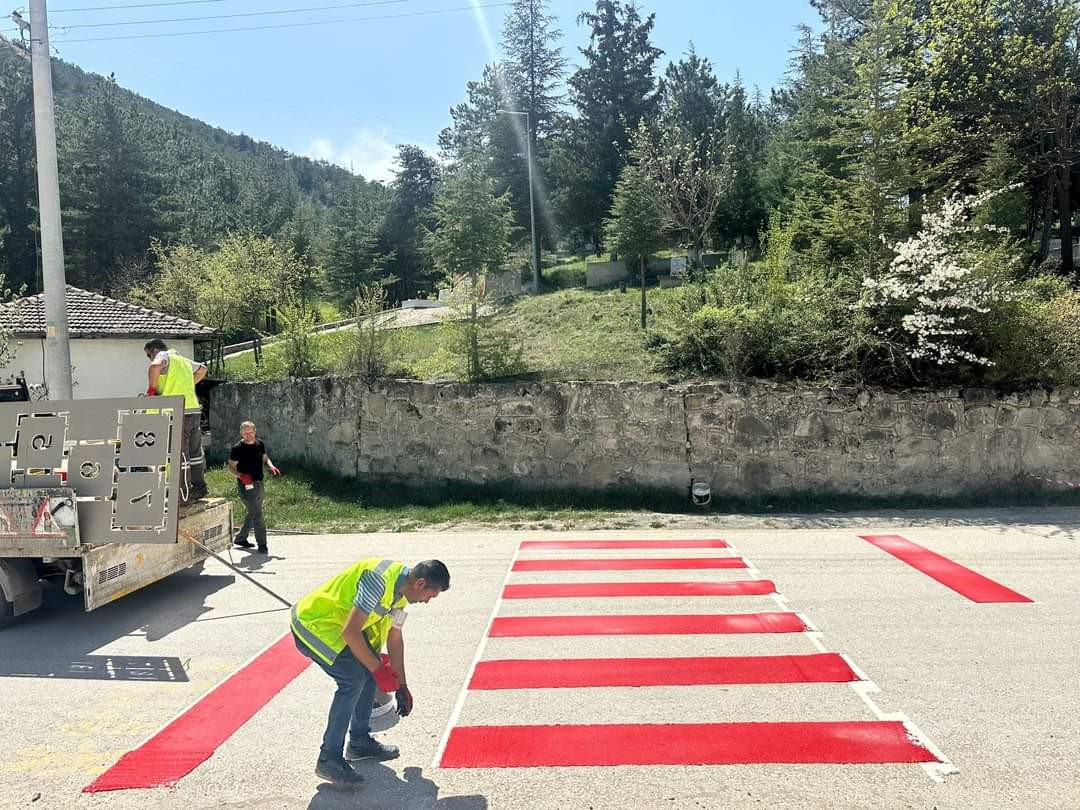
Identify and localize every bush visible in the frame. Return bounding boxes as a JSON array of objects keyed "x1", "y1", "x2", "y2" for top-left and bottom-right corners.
[
  {"x1": 652, "y1": 262, "x2": 867, "y2": 381},
  {"x1": 985, "y1": 275, "x2": 1080, "y2": 385},
  {"x1": 545, "y1": 260, "x2": 587, "y2": 289}
]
